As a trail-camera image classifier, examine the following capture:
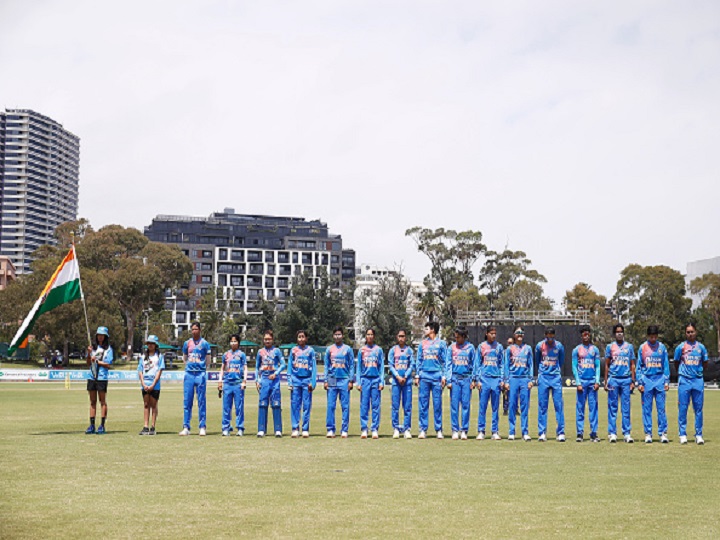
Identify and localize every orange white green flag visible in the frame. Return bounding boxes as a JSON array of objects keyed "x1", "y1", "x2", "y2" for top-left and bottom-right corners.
[{"x1": 8, "y1": 247, "x2": 82, "y2": 355}]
